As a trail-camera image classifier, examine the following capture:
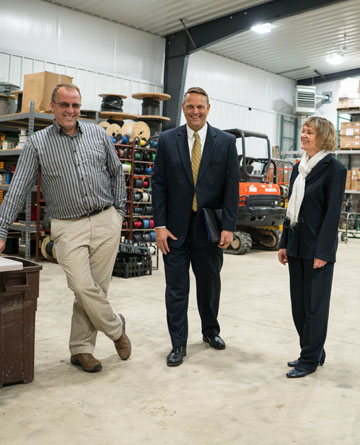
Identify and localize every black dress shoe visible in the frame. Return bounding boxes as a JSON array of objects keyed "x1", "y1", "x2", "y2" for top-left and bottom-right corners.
[
  {"x1": 286, "y1": 367, "x2": 316, "y2": 378},
  {"x1": 167, "y1": 347, "x2": 186, "y2": 367},
  {"x1": 287, "y1": 353, "x2": 325, "y2": 368},
  {"x1": 203, "y1": 334, "x2": 226, "y2": 350}
]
